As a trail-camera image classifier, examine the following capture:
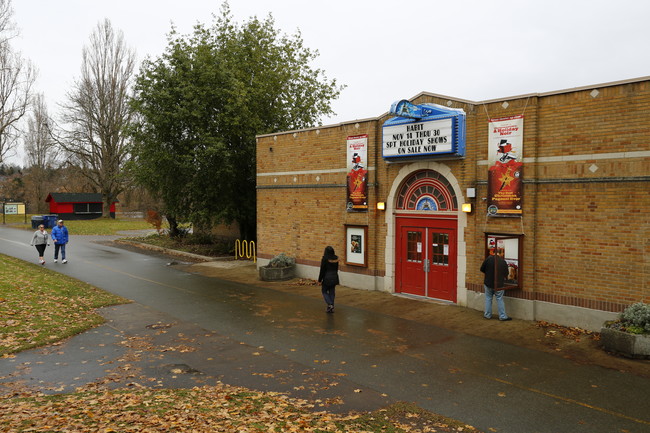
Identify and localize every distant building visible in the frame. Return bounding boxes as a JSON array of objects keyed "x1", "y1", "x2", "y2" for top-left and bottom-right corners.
[{"x1": 46, "y1": 193, "x2": 118, "y2": 220}]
